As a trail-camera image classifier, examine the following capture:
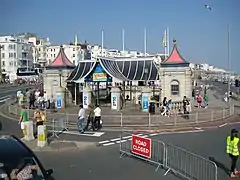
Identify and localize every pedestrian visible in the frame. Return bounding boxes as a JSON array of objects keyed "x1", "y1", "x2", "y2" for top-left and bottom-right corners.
[
  {"x1": 84, "y1": 104, "x2": 95, "y2": 131},
  {"x1": 77, "y1": 105, "x2": 85, "y2": 134},
  {"x1": 94, "y1": 105, "x2": 102, "y2": 130},
  {"x1": 227, "y1": 129, "x2": 240, "y2": 177},
  {"x1": 161, "y1": 97, "x2": 168, "y2": 116},
  {"x1": 203, "y1": 93, "x2": 209, "y2": 108},
  {"x1": 166, "y1": 99, "x2": 173, "y2": 117},
  {"x1": 33, "y1": 108, "x2": 45, "y2": 137},
  {"x1": 18, "y1": 105, "x2": 29, "y2": 140},
  {"x1": 196, "y1": 94, "x2": 202, "y2": 108}
]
